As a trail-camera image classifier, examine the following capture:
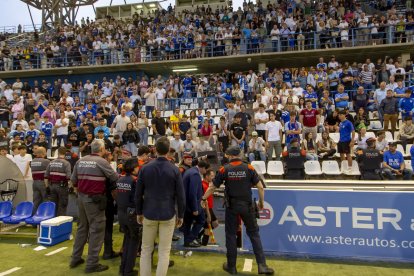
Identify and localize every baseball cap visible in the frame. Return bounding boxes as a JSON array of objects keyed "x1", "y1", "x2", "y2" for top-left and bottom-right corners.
[
  {"x1": 252, "y1": 131, "x2": 258, "y2": 136},
  {"x1": 226, "y1": 146, "x2": 241, "y2": 156}
]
